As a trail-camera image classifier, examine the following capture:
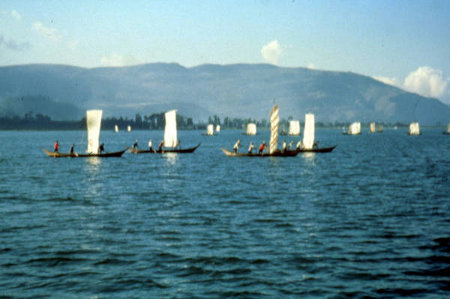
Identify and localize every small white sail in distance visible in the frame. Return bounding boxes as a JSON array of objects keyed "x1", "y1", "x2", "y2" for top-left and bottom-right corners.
[
  {"x1": 288, "y1": 120, "x2": 300, "y2": 135},
  {"x1": 447, "y1": 123, "x2": 450, "y2": 133},
  {"x1": 127, "y1": 125, "x2": 131, "y2": 132},
  {"x1": 114, "y1": 125, "x2": 119, "y2": 133},
  {"x1": 164, "y1": 110, "x2": 178, "y2": 148},
  {"x1": 349, "y1": 122, "x2": 361, "y2": 135},
  {"x1": 370, "y1": 122, "x2": 376, "y2": 133},
  {"x1": 86, "y1": 110, "x2": 103, "y2": 154},
  {"x1": 206, "y1": 124, "x2": 214, "y2": 135},
  {"x1": 269, "y1": 105, "x2": 279, "y2": 154},
  {"x1": 216, "y1": 125, "x2": 220, "y2": 133},
  {"x1": 247, "y1": 123, "x2": 257, "y2": 135},
  {"x1": 409, "y1": 122, "x2": 420, "y2": 135},
  {"x1": 302, "y1": 113, "x2": 315, "y2": 150}
]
